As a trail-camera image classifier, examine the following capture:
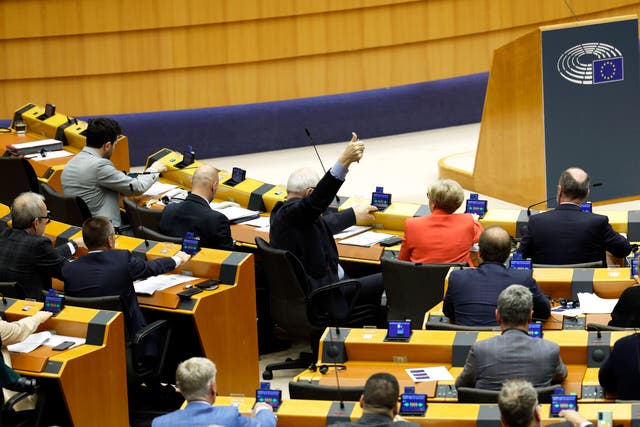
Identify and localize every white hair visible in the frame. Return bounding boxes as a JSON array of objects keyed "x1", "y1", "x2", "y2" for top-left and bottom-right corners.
[{"x1": 286, "y1": 168, "x2": 321, "y2": 195}]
